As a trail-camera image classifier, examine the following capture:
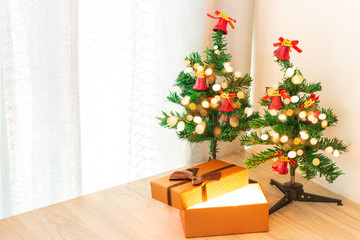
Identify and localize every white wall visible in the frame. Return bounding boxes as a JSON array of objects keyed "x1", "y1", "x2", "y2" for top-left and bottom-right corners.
[{"x1": 252, "y1": 0, "x2": 360, "y2": 203}]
